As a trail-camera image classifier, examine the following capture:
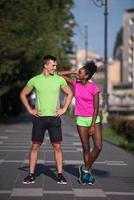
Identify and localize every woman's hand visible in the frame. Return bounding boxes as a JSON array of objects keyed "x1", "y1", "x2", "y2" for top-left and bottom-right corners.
[{"x1": 89, "y1": 125, "x2": 95, "y2": 135}]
